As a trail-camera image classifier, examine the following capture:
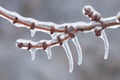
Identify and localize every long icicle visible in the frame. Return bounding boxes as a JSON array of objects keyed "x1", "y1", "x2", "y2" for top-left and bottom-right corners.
[
  {"x1": 100, "y1": 30, "x2": 109, "y2": 59},
  {"x1": 62, "y1": 40, "x2": 73, "y2": 73},
  {"x1": 72, "y1": 36, "x2": 82, "y2": 65}
]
